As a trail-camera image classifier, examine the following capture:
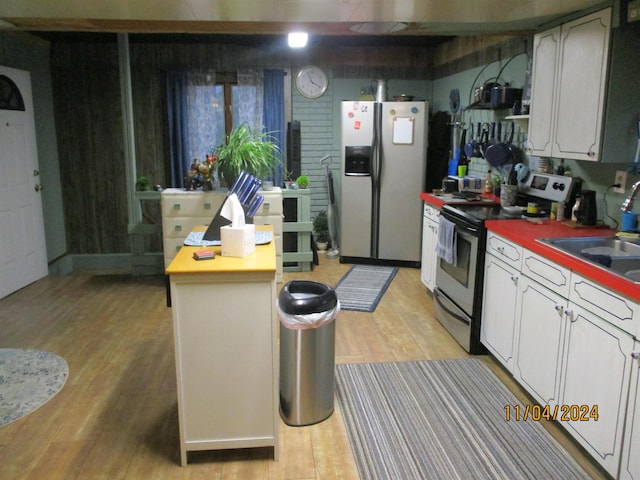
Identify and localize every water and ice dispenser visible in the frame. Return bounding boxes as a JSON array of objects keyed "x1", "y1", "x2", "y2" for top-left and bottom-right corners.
[{"x1": 344, "y1": 146, "x2": 371, "y2": 176}]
